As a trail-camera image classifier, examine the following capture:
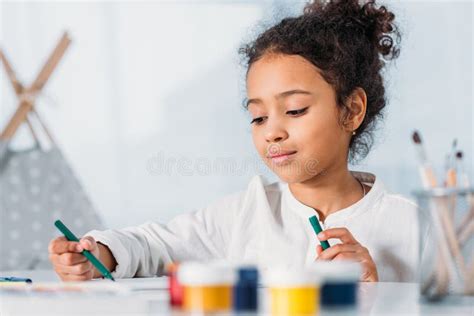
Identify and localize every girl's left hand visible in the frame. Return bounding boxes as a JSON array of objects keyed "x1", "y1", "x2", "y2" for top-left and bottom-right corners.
[{"x1": 315, "y1": 227, "x2": 378, "y2": 282}]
